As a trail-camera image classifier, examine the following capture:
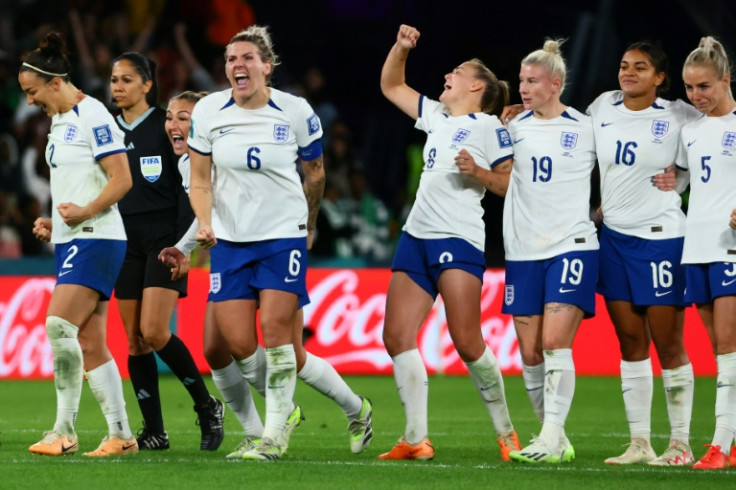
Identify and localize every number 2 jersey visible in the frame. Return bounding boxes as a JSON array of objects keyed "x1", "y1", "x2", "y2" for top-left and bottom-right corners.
[
  {"x1": 46, "y1": 96, "x2": 127, "y2": 244},
  {"x1": 188, "y1": 88, "x2": 323, "y2": 242},
  {"x1": 587, "y1": 91, "x2": 700, "y2": 239},
  {"x1": 679, "y1": 110, "x2": 736, "y2": 264},
  {"x1": 504, "y1": 108, "x2": 598, "y2": 260},
  {"x1": 405, "y1": 96, "x2": 514, "y2": 251}
]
